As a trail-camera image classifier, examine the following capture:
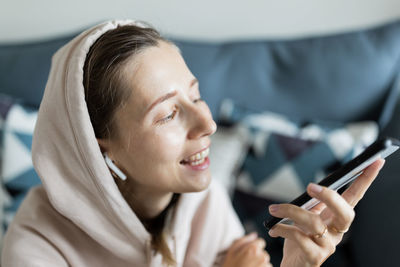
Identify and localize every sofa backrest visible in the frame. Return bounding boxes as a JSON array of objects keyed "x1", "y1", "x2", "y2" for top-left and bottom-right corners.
[
  {"x1": 0, "y1": 35, "x2": 73, "y2": 108},
  {"x1": 177, "y1": 19, "x2": 400, "y2": 127},
  {"x1": 1, "y1": 19, "x2": 400, "y2": 126}
]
